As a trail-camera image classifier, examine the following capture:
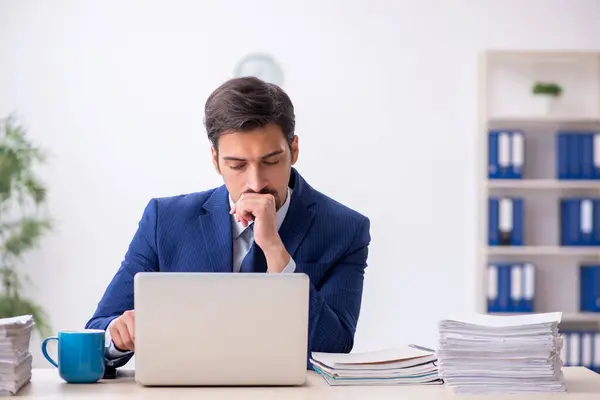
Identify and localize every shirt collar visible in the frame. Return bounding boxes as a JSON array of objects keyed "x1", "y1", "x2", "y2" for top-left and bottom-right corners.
[{"x1": 229, "y1": 187, "x2": 292, "y2": 240}]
